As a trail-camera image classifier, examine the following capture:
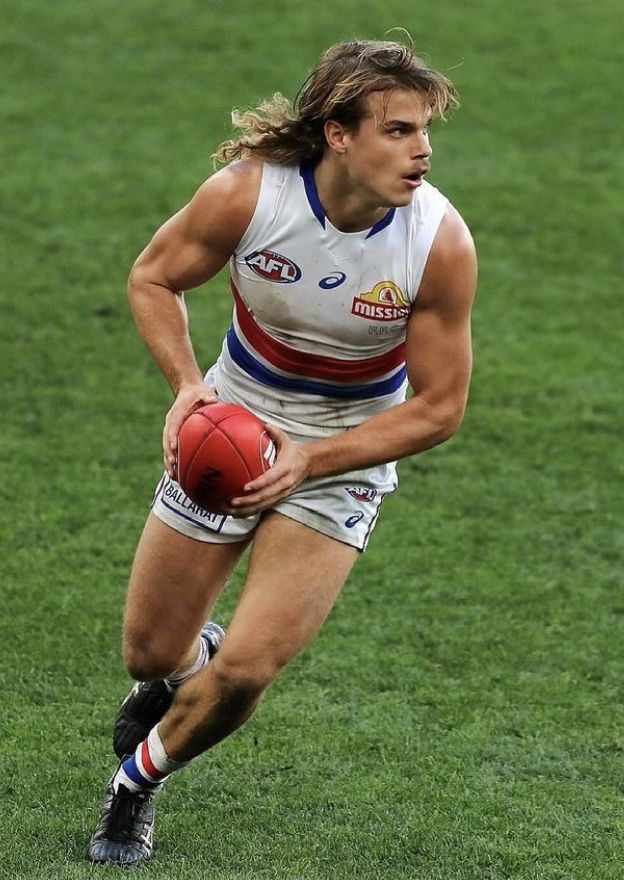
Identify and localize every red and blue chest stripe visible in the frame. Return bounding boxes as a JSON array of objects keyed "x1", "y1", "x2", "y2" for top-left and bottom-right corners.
[{"x1": 226, "y1": 281, "x2": 407, "y2": 399}]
